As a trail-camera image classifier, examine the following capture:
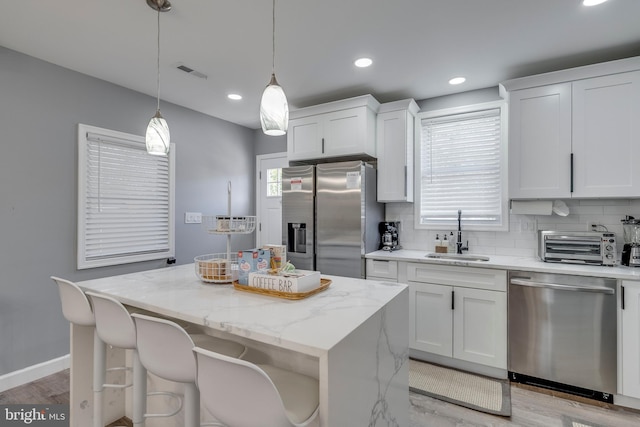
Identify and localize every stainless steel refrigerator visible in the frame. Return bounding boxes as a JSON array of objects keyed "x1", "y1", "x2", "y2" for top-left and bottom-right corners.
[{"x1": 282, "y1": 161, "x2": 384, "y2": 278}]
